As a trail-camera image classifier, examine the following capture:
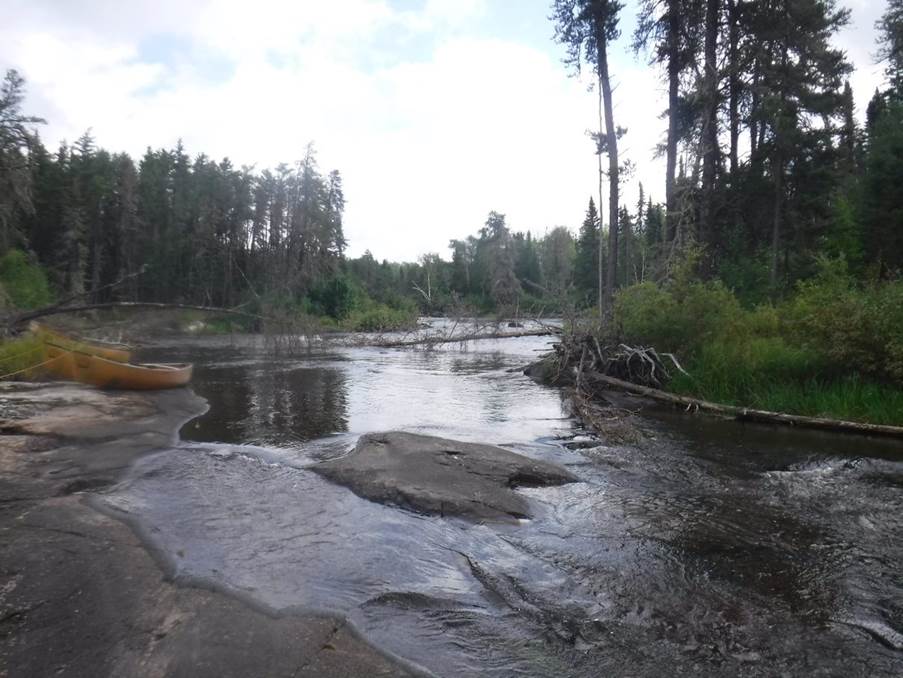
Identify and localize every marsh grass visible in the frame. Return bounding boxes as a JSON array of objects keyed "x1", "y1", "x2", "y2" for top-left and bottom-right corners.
[{"x1": 671, "y1": 359, "x2": 903, "y2": 426}]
